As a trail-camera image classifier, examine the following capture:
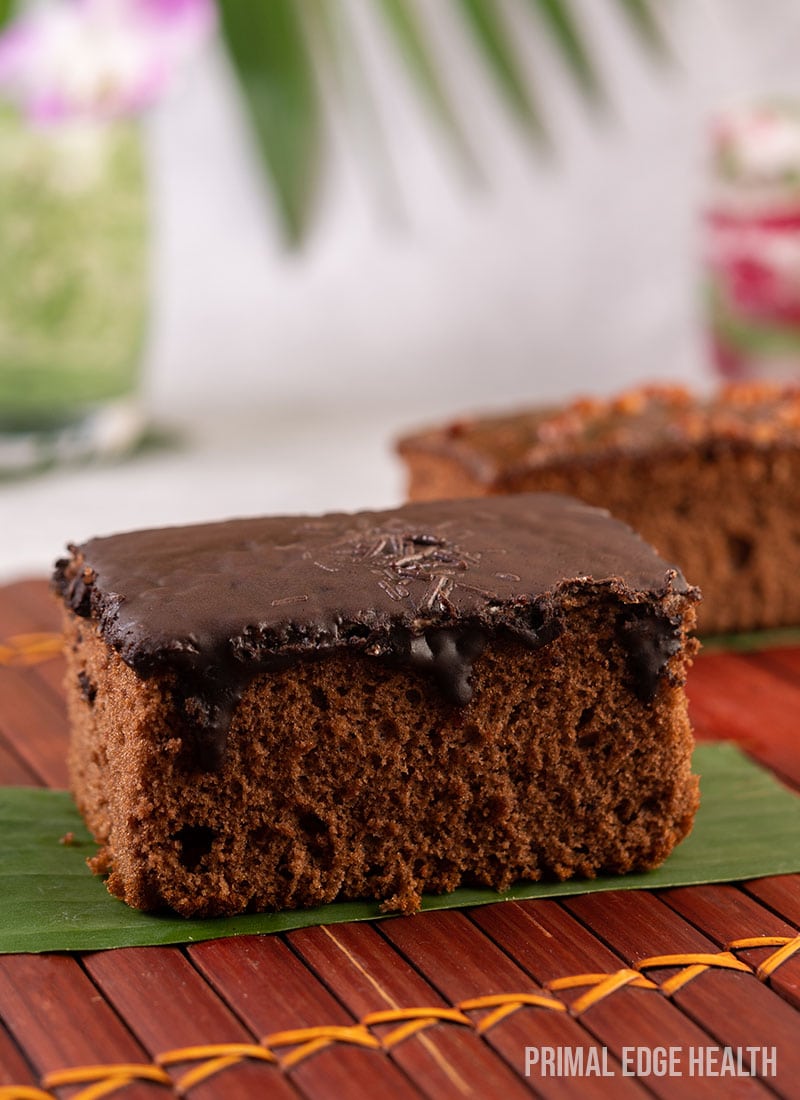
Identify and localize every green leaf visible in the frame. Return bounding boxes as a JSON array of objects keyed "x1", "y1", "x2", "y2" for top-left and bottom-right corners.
[
  {"x1": 523, "y1": 0, "x2": 603, "y2": 102},
  {"x1": 454, "y1": 0, "x2": 546, "y2": 138},
  {"x1": 2, "y1": 744, "x2": 799, "y2": 954},
  {"x1": 215, "y1": 0, "x2": 672, "y2": 240},
  {"x1": 376, "y1": 0, "x2": 474, "y2": 165},
  {"x1": 611, "y1": 0, "x2": 667, "y2": 54},
  {"x1": 217, "y1": 0, "x2": 323, "y2": 244},
  {"x1": 700, "y1": 626, "x2": 800, "y2": 654},
  {"x1": 304, "y1": 0, "x2": 407, "y2": 219},
  {"x1": 0, "y1": 0, "x2": 12, "y2": 30}
]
